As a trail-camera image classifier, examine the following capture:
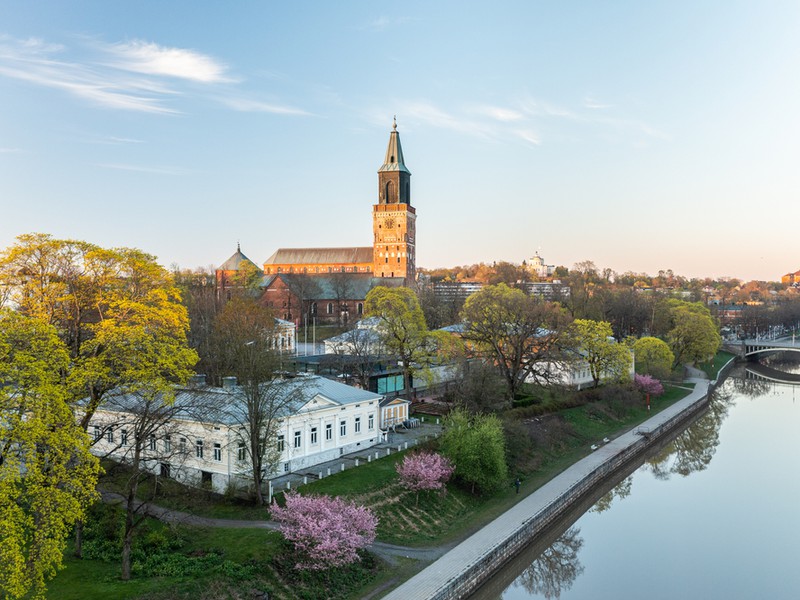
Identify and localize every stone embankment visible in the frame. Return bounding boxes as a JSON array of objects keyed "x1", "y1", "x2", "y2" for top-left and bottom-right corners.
[{"x1": 381, "y1": 362, "x2": 734, "y2": 600}]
